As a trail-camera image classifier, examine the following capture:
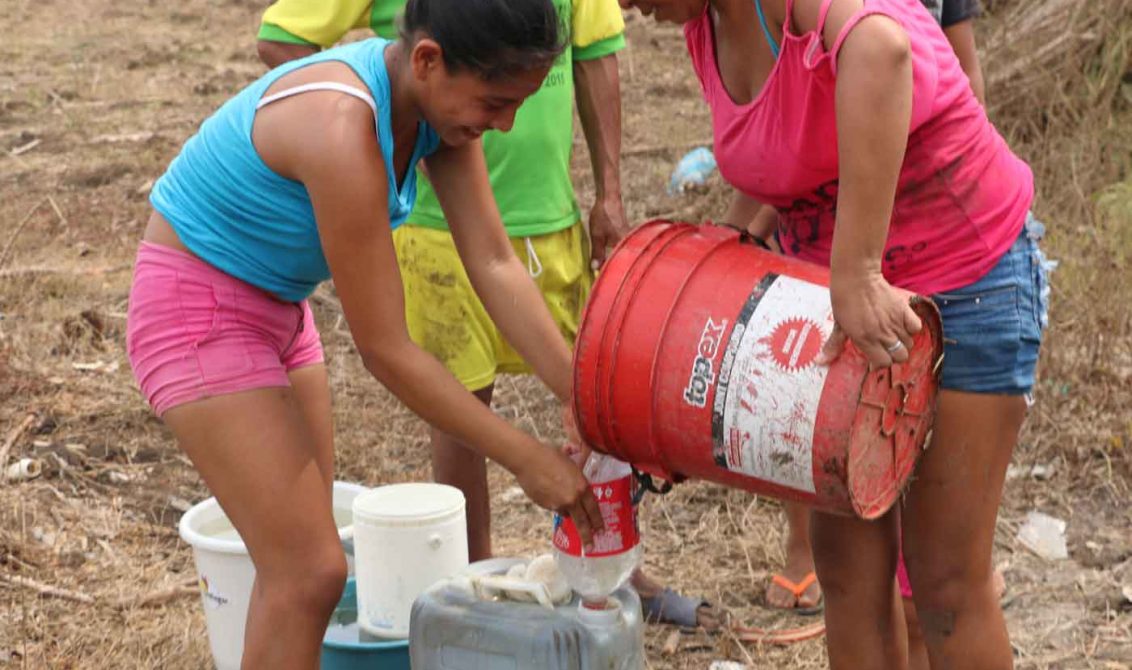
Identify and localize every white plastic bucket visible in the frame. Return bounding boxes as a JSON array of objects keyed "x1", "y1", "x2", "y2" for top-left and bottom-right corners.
[
  {"x1": 178, "y1": 481, "x2": 369, "y2": 670},
  {"x1": 352, "y1": 483, "x2": 468, "y2": 639}
]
